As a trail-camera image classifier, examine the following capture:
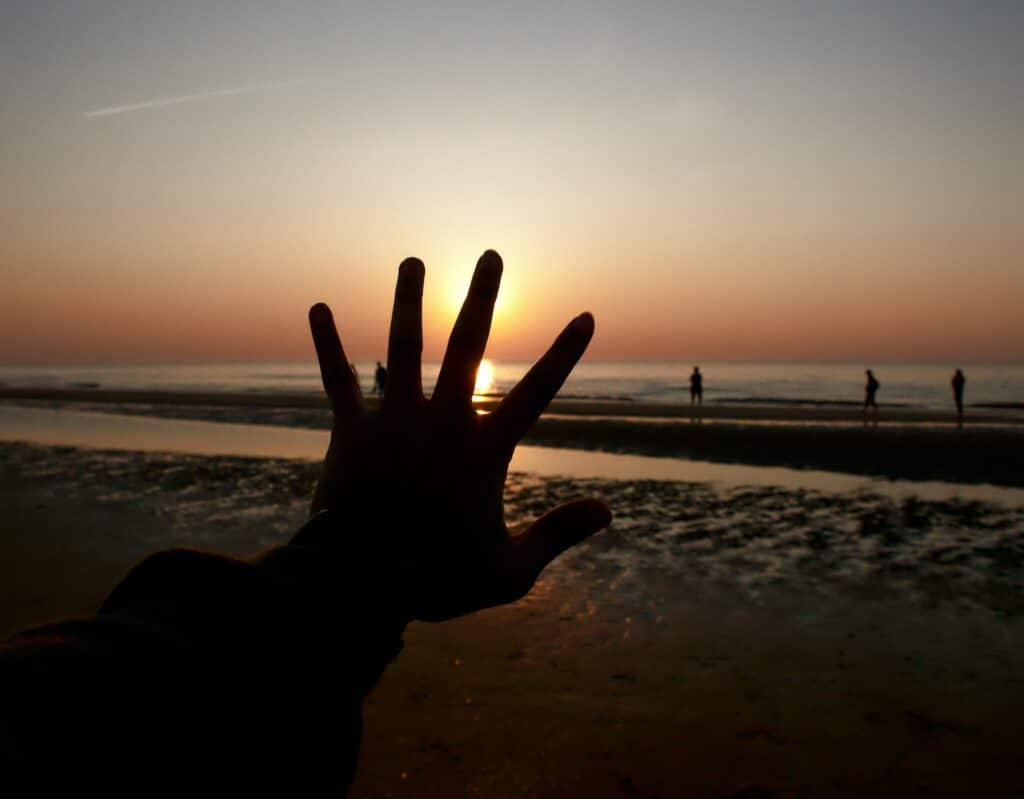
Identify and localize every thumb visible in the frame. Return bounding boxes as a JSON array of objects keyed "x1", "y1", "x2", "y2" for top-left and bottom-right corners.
[{"x1": 515, "y1": 499, "x2": 612, "y2": 580}]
